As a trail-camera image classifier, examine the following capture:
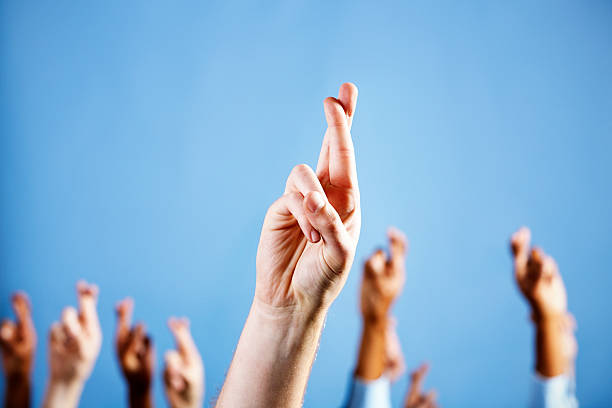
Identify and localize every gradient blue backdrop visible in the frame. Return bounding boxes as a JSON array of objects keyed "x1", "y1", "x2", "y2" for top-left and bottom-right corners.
[{"x1": 1, "y1": 1, "x2": 611, "y2": 407}]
